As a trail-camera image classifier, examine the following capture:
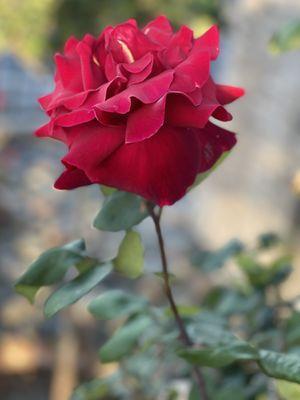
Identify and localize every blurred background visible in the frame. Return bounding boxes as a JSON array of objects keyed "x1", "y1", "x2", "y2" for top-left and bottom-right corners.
[{"x1": 0, "y1": 0, "x2": 300, "y2": 399}]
